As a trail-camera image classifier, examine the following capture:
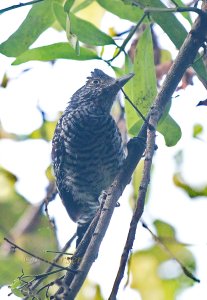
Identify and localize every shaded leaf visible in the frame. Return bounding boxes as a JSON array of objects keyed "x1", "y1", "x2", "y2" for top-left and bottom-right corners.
[
  {"x1": 97, "y1": 0, "x2": 143, "y2": 22},
  {"x1": 197, "y1": 99, "x2": 207, "y2": 107},
  {"x1": 125, "y1": 0, "x2": 207, "y2": 88},
  {"x1": 12, "y1": 42, "x2": 100, "y2": 65},
  {"x1": 0, "y1": 73, "x2": 9, "y2": 88},
  {"x1": 158, "y1": 114, "x2": 182, "y2": 146},
  {"x1": 64, "y1": 0, "x2": 75, "y2": 12},
  {"x1": 0, "y1": 0, "x2": 62, "y2": 57},
  {"x1": 173, "y1": 173, "x2": 207, "y2": 198}
]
